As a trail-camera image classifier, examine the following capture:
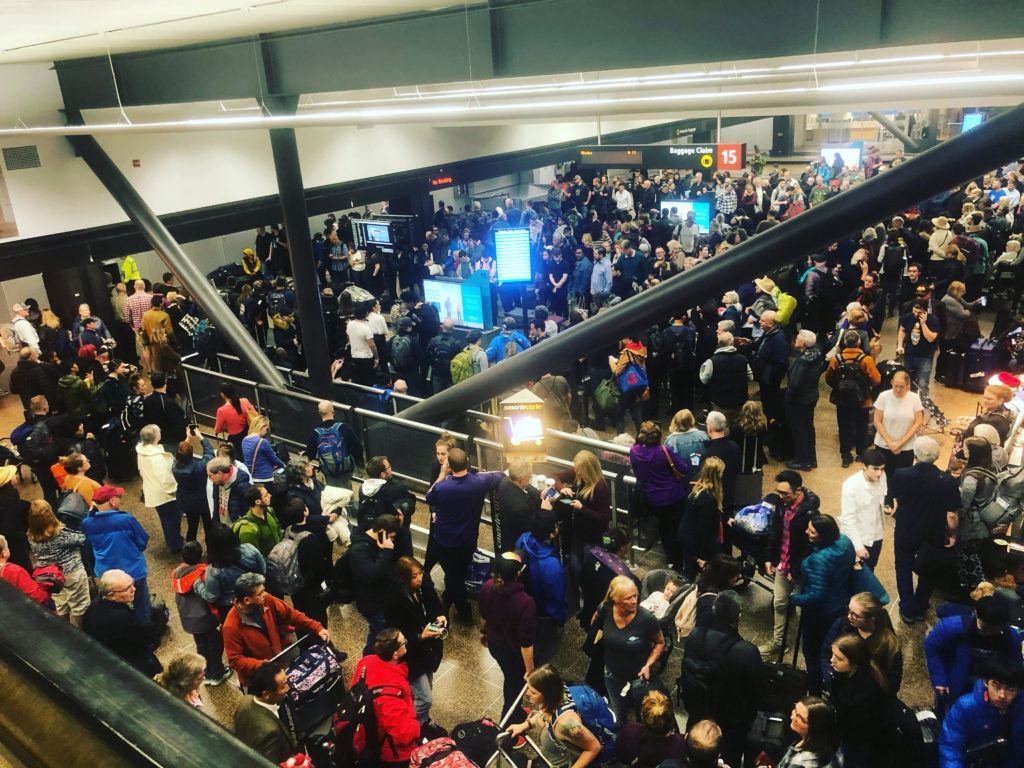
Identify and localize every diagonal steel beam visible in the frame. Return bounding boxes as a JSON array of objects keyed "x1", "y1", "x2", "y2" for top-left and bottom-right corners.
[{"x1": 869, "y1": 110, "x2": 920, "y2": 152}]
